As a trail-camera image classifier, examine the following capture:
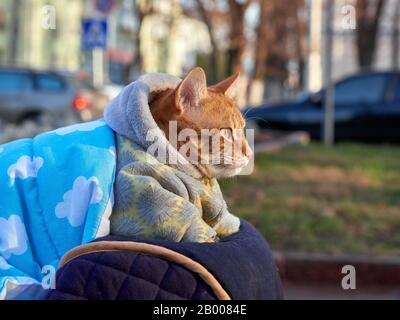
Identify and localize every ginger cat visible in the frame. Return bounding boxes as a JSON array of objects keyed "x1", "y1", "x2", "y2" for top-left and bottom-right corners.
[{"x1": 149, "y1": 67, "x2": 252, "y2": 178}]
